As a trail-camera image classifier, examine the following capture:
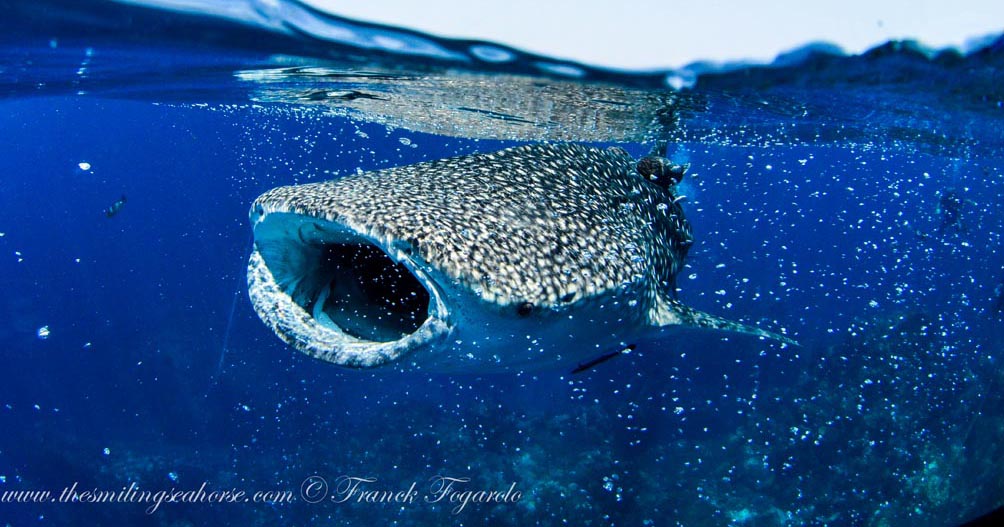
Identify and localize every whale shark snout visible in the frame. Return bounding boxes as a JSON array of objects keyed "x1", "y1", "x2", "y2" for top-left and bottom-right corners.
[
  {"x1": 248, "y1": 211, "x2": 453, "y2": 368},
  {"x1": 247, "y1": 143, "x2": 795, "y2": 372}
]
